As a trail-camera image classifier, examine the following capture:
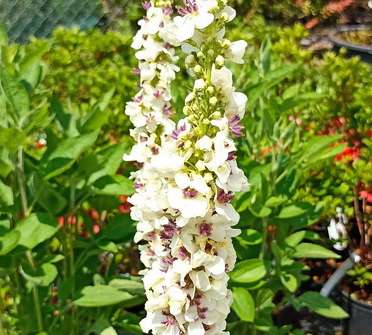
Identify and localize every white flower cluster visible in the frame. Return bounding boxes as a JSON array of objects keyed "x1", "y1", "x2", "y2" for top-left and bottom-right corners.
[{"x1": 125, "y1": 1, "x2": 249, "y2": 335}]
